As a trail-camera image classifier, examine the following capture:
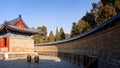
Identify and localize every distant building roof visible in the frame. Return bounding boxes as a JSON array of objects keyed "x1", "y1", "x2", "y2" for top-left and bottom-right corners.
[{"x1": 0, "y1": 15, "x2": 39, "y2": 34}]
